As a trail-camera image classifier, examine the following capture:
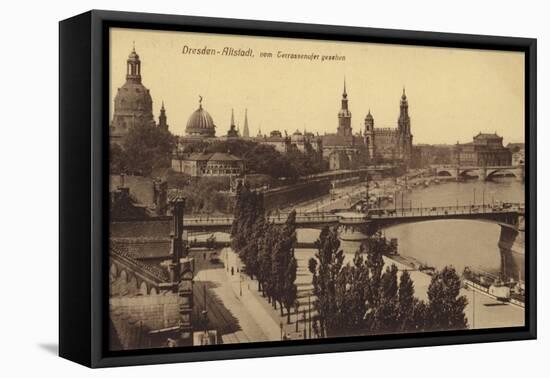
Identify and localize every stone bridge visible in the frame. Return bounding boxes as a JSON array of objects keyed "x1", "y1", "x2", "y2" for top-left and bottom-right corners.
[
  {"x1": 182, "y1": 204, "x2": 524, "y2": 237},
  {"x1": 433, "y1": 164, "x2": 524, "y2": 181}
]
